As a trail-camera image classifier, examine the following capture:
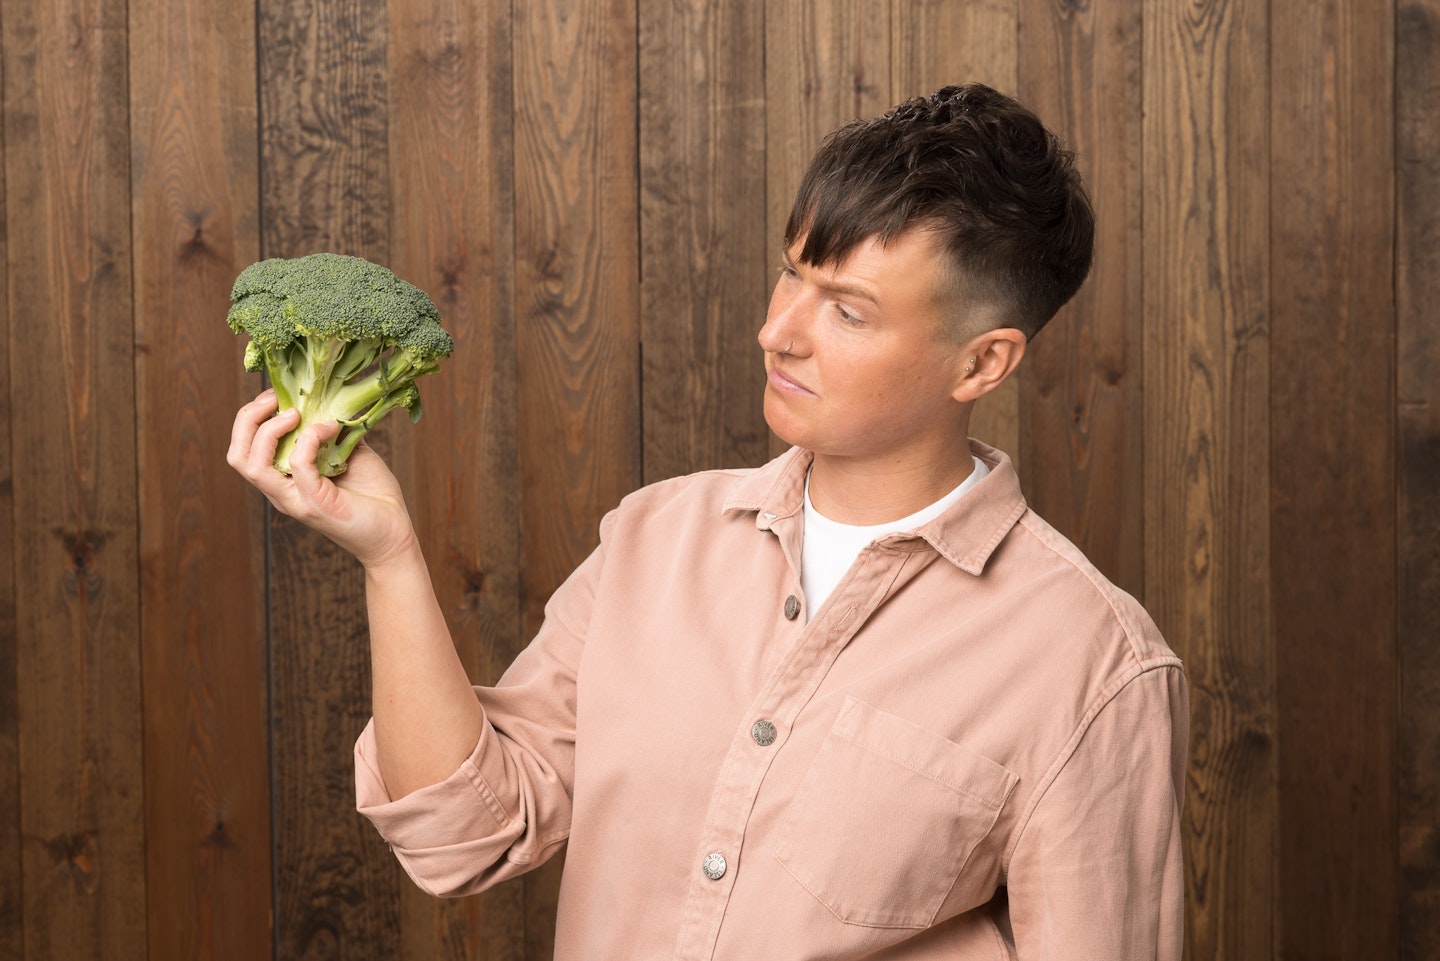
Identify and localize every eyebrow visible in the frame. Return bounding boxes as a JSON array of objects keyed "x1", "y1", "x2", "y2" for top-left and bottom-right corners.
[{"x1": 780, "y1": 246, "x2": 880, "y2": 304}]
